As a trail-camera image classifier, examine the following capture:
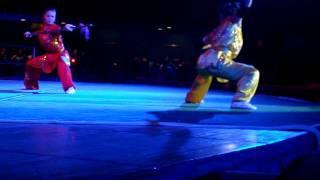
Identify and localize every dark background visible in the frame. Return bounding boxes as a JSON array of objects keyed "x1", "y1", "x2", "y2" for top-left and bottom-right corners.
[{"x1": 0, "y1": 0, "x2": 319, "y2": 90}]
